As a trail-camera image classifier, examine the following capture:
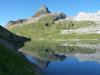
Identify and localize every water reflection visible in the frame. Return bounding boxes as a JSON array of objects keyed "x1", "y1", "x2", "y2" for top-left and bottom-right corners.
[
  {"x1": 45, "y1": 57, "x2": 100, "y2": 75},
  {"x1": 26, "y1": 54, "x2": 66, "y2": 69},
  {"x1": 23, "y1": 41, "x2": 100, "y2": 75},
  {"x1": 26, "y1": 55, "x2": 100, "y2": 75}
]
